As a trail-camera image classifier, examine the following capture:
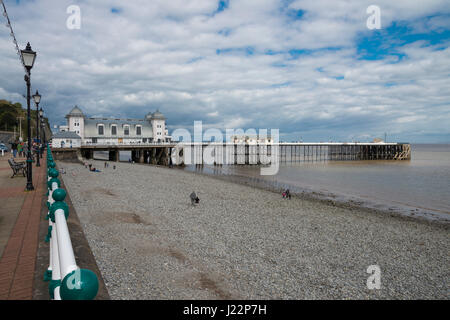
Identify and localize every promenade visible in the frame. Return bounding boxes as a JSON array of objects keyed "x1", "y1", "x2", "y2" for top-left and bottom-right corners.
[
  {"x1": 0, "y1": 151, "x2": 110, "y2": 300},
  {"x1": 0, "y1": 153, "x2": 46, "y2": 299}
]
